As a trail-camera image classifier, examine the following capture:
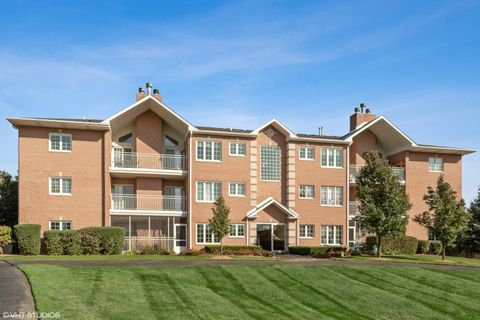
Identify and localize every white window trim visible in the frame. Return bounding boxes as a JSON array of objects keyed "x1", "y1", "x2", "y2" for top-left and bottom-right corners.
[
  {"x1": 320, "y1": 186, "x2": 343, "y2": 207},
  {"x1": 228, "y1": 182, "x2": 246, "y2": 197},
  {"x1": 196, "y1": 223, "x2": 220, "y2": 244},
  {"x1": 299, "y1": 146, "x2": 315, "y2": 161},
  {"x1": 196, "y1": 181, "x2": 221, "y2": 203},
  {"x1": 299, "y1": 185, "x2": 315, "y2": 199},
  {"x1": 320, "y1": 147, "x2": 343, "y2": 169},
  {"x1": 428, "y1": 157, "x2": 444, "y2": 173},
  {"x1": 49, "y1": 220, "x2": 72, "y2": 230},
  {"x1": 299, "y1": 224, "x2": 315, "y2": 239},
  {"x1": 49, "y1": 177, "x2": 72, "y2": 196},
  {"x1": 49, "y1": 133, "x2": 72, "y2": 152},
  {"x1": 229, "y1": 142, "x2": 246, "y2": 157},
  {"x1": 229, "y1": 224, "x2": 245, "y2": 238},
  {"x1": 196, "y1": 140, "x2": 222, "y2": 162},
  {"x1": 321, "y1": 225, "x2": 342, "y2": 246}
]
